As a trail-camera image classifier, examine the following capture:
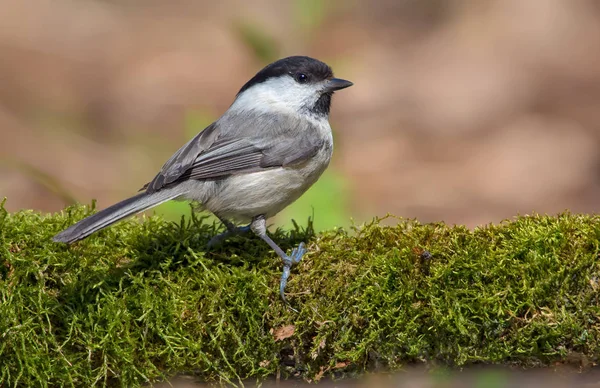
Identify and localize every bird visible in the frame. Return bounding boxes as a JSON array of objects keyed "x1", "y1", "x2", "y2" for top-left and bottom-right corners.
[{"x1": 53, "y1": 55, "x2": 353, "y2": 302}]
